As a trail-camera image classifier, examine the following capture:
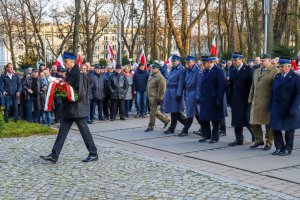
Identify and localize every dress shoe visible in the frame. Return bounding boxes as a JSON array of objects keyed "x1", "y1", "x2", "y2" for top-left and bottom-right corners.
[
  {"x1": 199, "y1": 137, "x2": 210, "y2": 143},
  {"x1": 249, "y1": 142, "x2": 264, "y2": 149},
  {"x1": 120, "y1": 117, "x2": 126, "y2": 120},
  {"x1": 98, "y1": 117, "x2": 106, "y2": 121},
  {"x1": 209, "y1": 139, "x2": 218, "y2": 144},
  {"x1": 164, "y1": 120, "x2": 170, "y2": 128},
  {"x1": 87, "y1": 120, "x2": 93, "y2": 124},
  {"x1": 40, "y1": 155, "x2": 57, "y2": 164},
  {"x1": 272, "y1": 149, "x2": 282, "y2": 155},
  {"x1": 228, "y1": 140, "x2": 243, "y2": 146},
  {"x1": 110, "y1": 118, "x2": 116, "y2": 121},
  {"x1": 178, "y1": 132, "x2": 188, "y2": 137},
  {"x1": 82, "y1": 154, "x2": 98, "y2": 162},
  {"x1": 263, "y1": 145, "x2": 271, "y2": 151},
  {"x1": 164, "y1": 130, "x2": 174, "y2": 134},
  {"x1": 279, "y1": 150, "x2": 291, "y2": 156},
  {"x1": 145, "y1": 128, "x2": 153, "y2": 132},
  {"x1": 141, "y1": 115, "x2": 146, "y2": 118}
]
